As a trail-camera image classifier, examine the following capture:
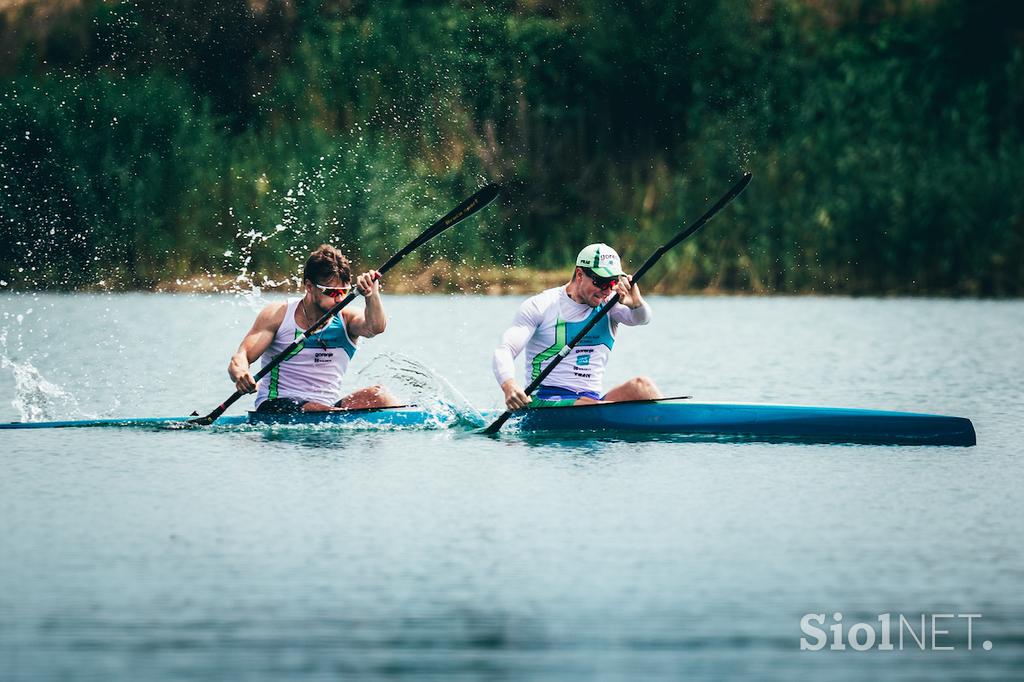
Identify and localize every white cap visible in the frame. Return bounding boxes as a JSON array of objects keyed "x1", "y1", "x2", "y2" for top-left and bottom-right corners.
[{"x1": 575, "y1": 243, "x2": 625, "y2": 278}]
